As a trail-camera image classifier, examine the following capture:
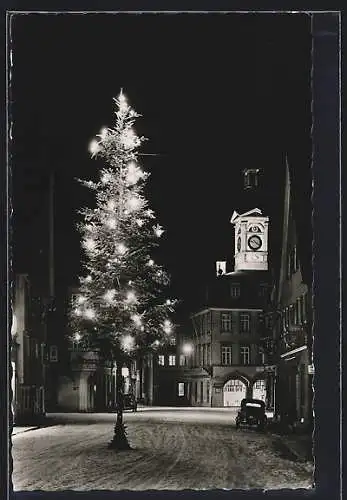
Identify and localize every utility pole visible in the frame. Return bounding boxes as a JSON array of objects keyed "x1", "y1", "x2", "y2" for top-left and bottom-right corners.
[
  {"x1": 43, "y1": 169, "x2": 55, "y2": 412},
  {"x1": 49, "y1": 170, "x2": 55, "y2": 298}
]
